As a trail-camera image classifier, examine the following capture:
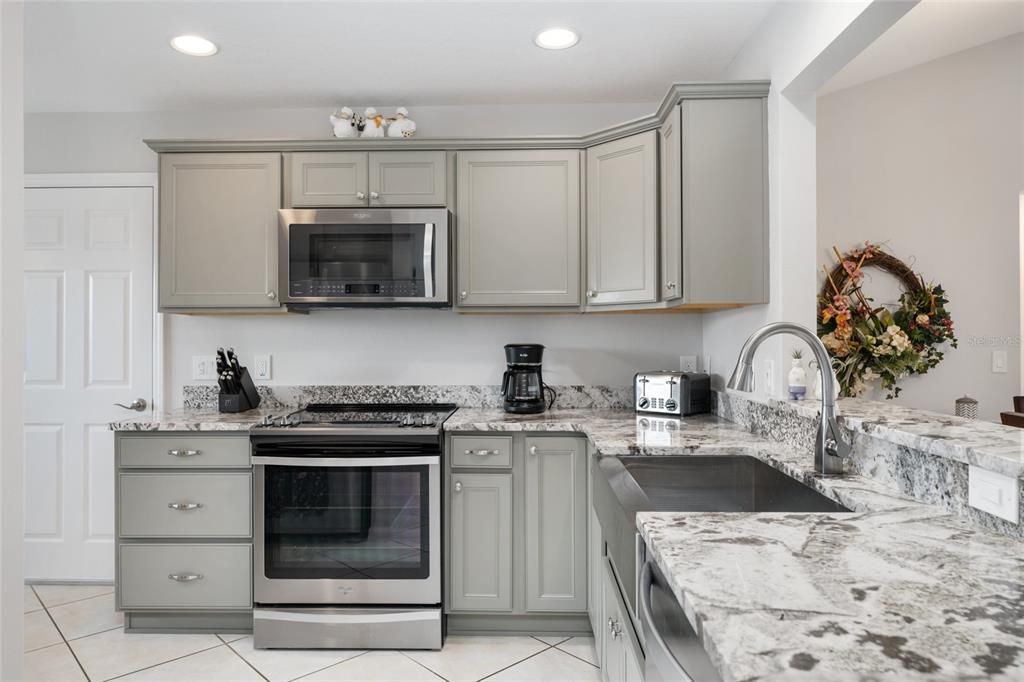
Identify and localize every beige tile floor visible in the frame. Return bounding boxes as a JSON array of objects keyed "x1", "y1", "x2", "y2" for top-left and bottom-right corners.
[{"x1": 24, "y1": 585, "x2": 602, "y2": 682}]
